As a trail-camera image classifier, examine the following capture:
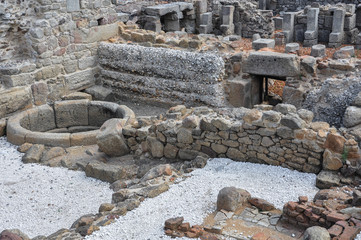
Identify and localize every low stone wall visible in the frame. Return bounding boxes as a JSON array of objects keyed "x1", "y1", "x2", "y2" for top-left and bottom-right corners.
[
  {"x1": 115, "y1": 104, "x2": 361, "y2": 184},
  {"x1": 98, "y1": 42, "x2": 227, "y2": 107}
]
